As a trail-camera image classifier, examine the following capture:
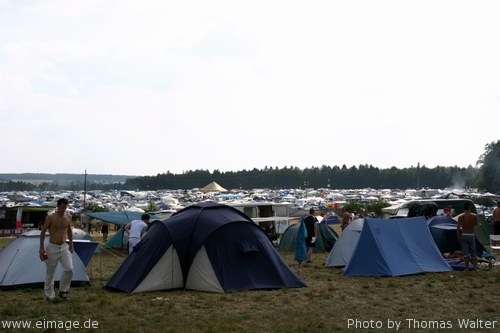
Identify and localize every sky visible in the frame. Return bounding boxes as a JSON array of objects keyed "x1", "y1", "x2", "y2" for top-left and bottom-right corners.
[{"x1": 1, "y1": 0, "x2": 499, "y2": 176}]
